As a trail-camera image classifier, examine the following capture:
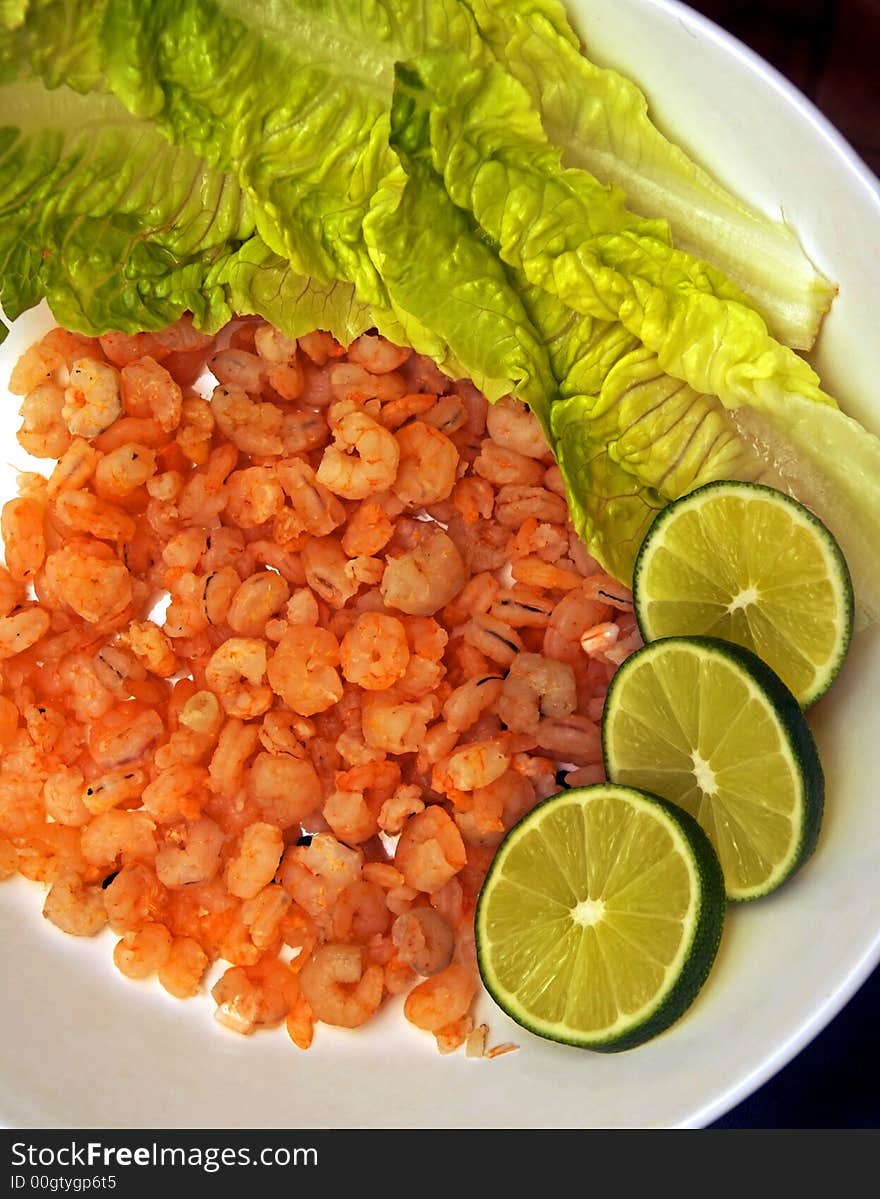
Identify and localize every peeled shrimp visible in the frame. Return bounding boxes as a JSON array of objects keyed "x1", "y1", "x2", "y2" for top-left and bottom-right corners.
[
  {"x1": 298, "y1": 943, "x2": 384, "y2": 1029},
  {"x1": 316, "y1": 407, "x2": 399, "y2": 500}
]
